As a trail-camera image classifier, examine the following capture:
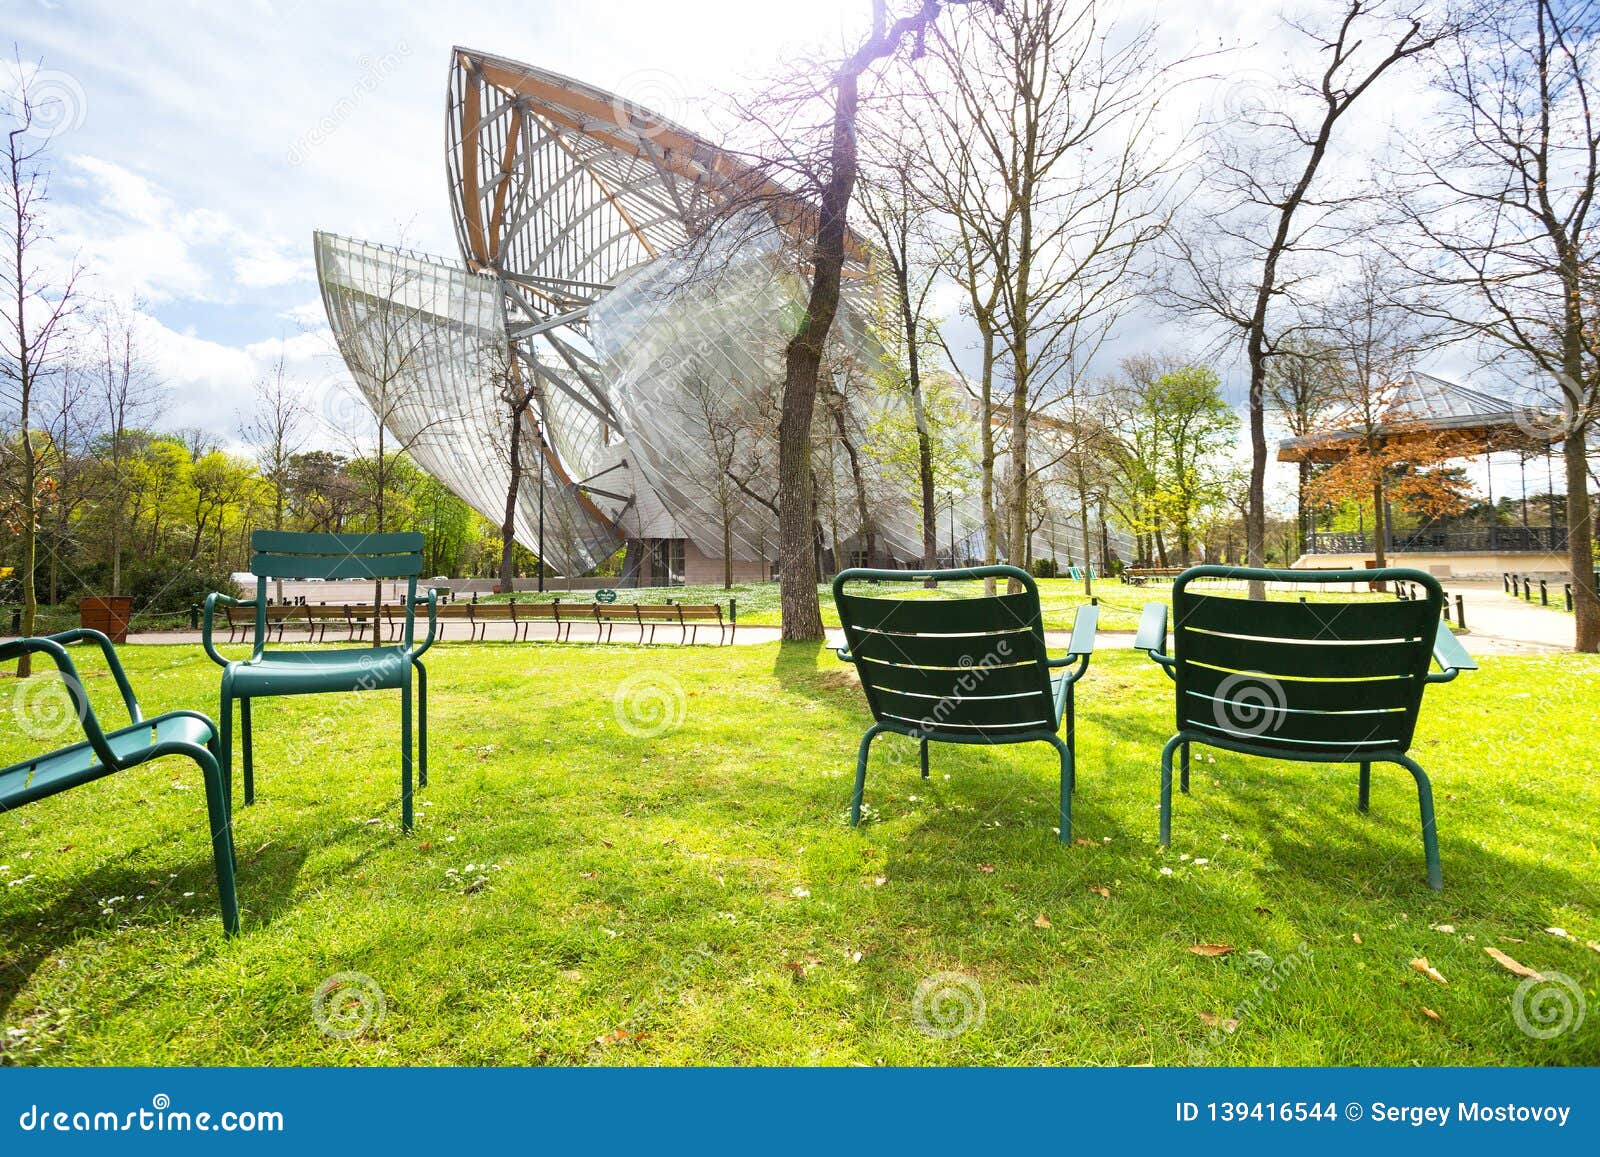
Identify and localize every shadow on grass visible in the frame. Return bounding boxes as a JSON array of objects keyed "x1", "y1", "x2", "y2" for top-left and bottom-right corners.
[{"x1": 0, "y1": 838, "x2": 310, "y2": 1026}]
